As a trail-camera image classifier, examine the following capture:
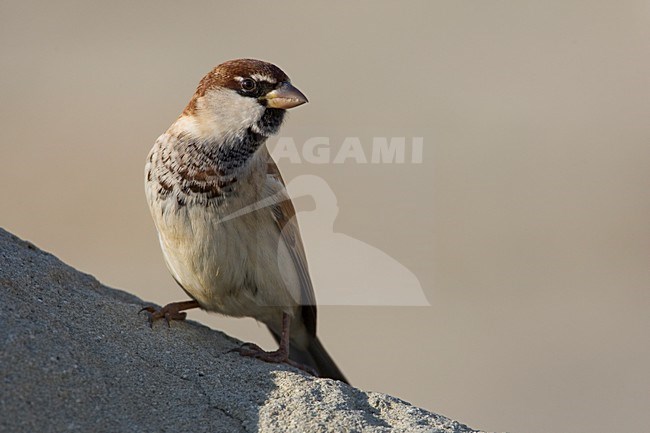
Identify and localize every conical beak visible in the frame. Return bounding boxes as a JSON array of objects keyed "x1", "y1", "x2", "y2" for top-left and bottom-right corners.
[{"x1": 264, "y1": 82, "x2": 308, "y2": 109}]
